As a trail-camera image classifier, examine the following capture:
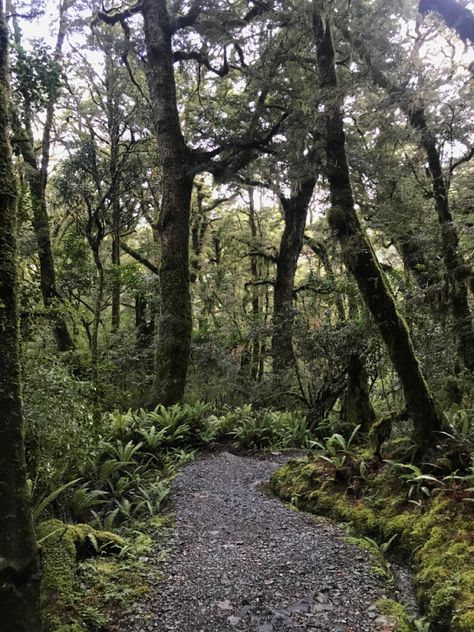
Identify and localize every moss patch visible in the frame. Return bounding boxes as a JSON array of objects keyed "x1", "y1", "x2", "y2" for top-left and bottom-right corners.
[
  {"x1": 36, "y1": 520, "x2": 124, "y2": 631},
  {"x1": 271, "y1": 458, "x2": 474, "y2": 632},
  {"x1": 376, "y1": 599, "x2": 411, "y2": 632}
]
